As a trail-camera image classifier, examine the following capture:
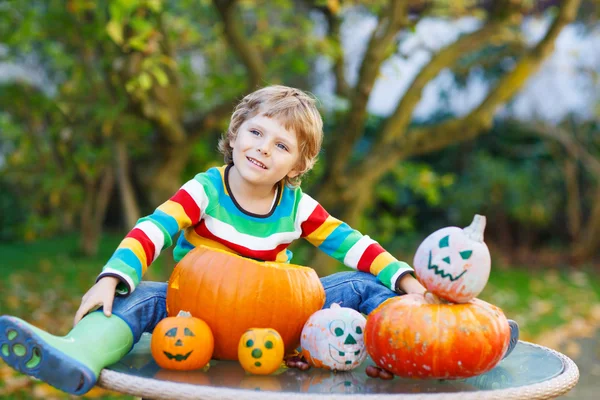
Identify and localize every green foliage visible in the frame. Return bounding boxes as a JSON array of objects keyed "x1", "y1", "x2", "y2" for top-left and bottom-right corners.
[
  {"x1": 444, "y1": 150, "x2": 563, "y2": 228},
  {"x1": 0, "y1": 0, "x2": 594, "y2": 259},
  {"x1": 481, "y1": 264, "x2": 600, "y2": 340},
  {"x1": 0, "y1": 0, "x2": 339, "y2": 241},
  {"x1": 366, "y1": 163, "x2": 455, "y2": 245}
]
